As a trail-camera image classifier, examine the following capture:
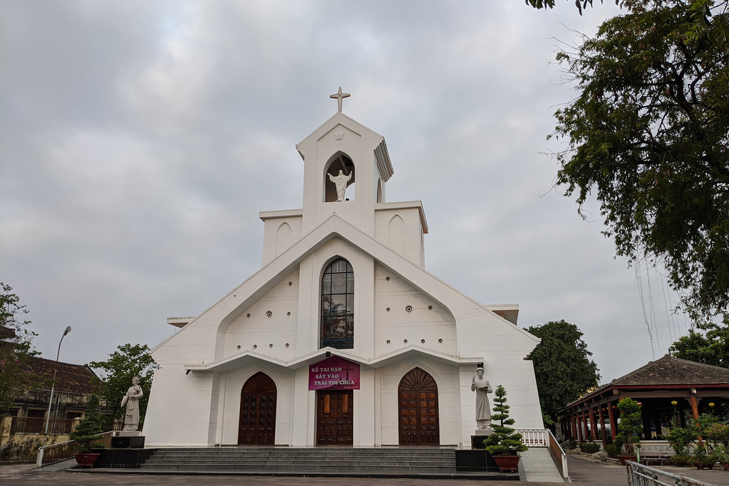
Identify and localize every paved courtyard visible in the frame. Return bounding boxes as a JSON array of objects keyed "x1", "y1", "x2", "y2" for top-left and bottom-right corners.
[{"x1": 2, "y1": 455, "x2": 729, "y2": 485}]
